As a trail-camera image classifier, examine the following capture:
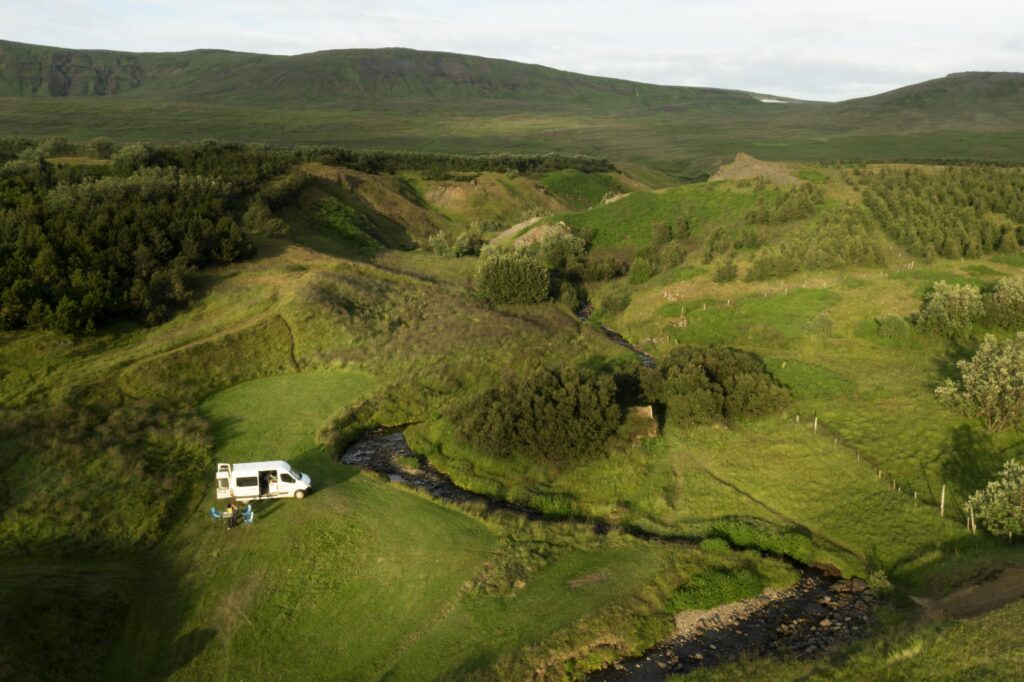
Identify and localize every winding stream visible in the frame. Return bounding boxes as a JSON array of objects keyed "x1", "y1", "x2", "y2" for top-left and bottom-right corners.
[
  {"x1": 338, "y1": 308, "x2": 874, "y2": 677},
  {"x1": 339, "y1": 429, "x2": 875, "y2": 679}
]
